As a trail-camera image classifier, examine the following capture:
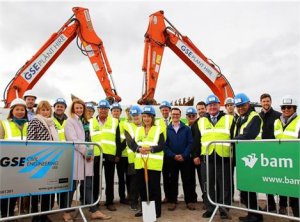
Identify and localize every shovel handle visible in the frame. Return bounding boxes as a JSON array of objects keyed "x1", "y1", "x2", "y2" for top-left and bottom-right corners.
[{"x1": 141, "y1": 154, "x2": 149, "y2": 183}]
